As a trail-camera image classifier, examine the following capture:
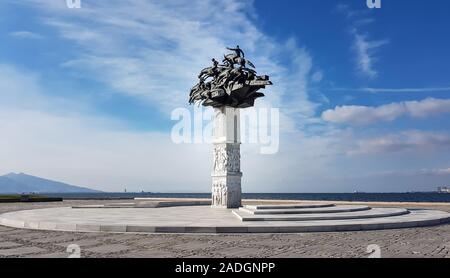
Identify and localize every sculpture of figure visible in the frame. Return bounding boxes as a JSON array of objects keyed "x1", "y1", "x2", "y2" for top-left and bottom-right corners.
[
  {"x1": 212, "y1": 181, "x2": 227, "y2": 206},
  {"x1": 222, "y1": 45, "x2": 243, "y2": 68},
  {"x1": 214, "y1": 183, "x2": 219, "y2": 205},
  {"x1": 239, "y1": 57, "x2": 255, "y2": 69},
  {"x1": 188, "y1": 46, "x2": 272, "y2": 108},
  {"x1": 244, "y1": 67, "x2": 256, "y2": 79},
  {"x1": 216, "y1": 68, "x2": 233, "y2": 87},
  {"x1": 223, "y1": 46, "x2": 256, "y2": 69},
  {"x1": 189, "y1": 78, "x2": 204, "y2": 103},
  {"x1": 212, "y1": 58, "x2": 219, "y2": 67},
  {"x1": 214, "y1": 147, "x2": 220, "y2": 172},
  {"x1": 227, "y1": 45, "x2": 245, "y2": 58},
  {"x1": 199, "y1": 82, "x2": 212, "y2": 100},
  {"x1": 222, "y1": 186, "x2": 227, "y2": 206},
  {"x1": 230, "y1": 66, "x2": 244, "y2": 83},
  {"x1": 228, "y1": 146, "x2": 240, "y2": 172},
  {"x1": 198, "y1": 58, "x2": 222, "y2": 80}
]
